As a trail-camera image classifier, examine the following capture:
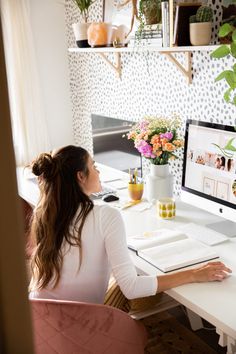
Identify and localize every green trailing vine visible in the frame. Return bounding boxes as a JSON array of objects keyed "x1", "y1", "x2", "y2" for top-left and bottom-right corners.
[{"x1": 211, "y1": 1, "x2": 236, "y2": 106}]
